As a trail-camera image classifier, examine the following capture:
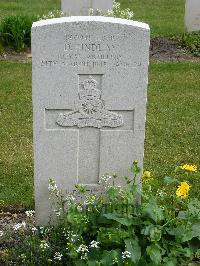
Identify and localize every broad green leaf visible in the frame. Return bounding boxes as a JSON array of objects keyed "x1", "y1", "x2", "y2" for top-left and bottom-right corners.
[
  {"x1": 88, "y1": 261, "x2": 100, "y2": 266},
  {"x1": 97, "y1": 227, "x2": 130, "y2": 245},
  {"x1": 142, "y1": 199, "x2": 164, "y2": 223},
  {"x1": 164, "y1": 176, "x2": 178, "y2": 185},
  {"x1": 125, "y1": 238, "x2": 141, "y2": 263},
  {"x1": 103, "y1": 213, "x2": 134, "y2": 226},
  {"x1": 100, "y1": 249, "x2": 123, "y2": 266},
  {"x1": 163, "y1": 257, "x2": 177, "y2": 266},
  {"x1": 146, "y1": 244, "x2": 161, "y2": 265}
]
